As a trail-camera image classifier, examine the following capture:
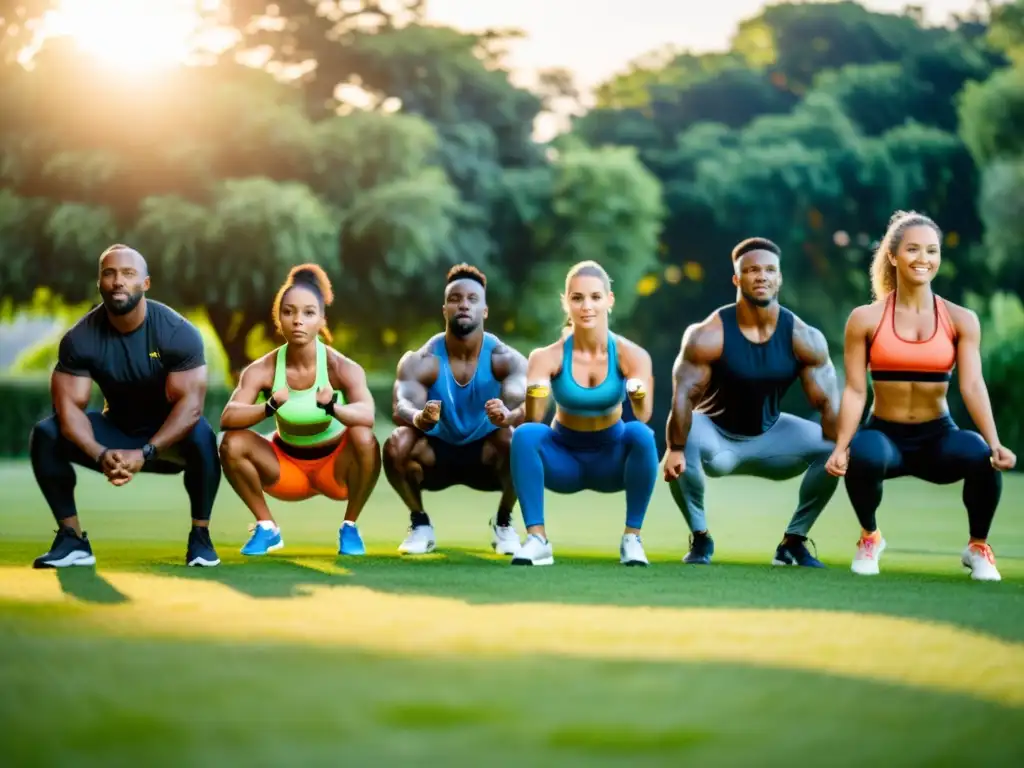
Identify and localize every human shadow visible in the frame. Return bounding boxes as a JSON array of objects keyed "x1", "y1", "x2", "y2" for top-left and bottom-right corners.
[
  {"x1": 150, "y1": 558, "x2": 356, "y2": 599},
  {"x1": 56, "y1": 567, "x2": 130, "y2": 605},
  {"x1": 130, "y1": 546, "x2": 1024, "y2": 644}
]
